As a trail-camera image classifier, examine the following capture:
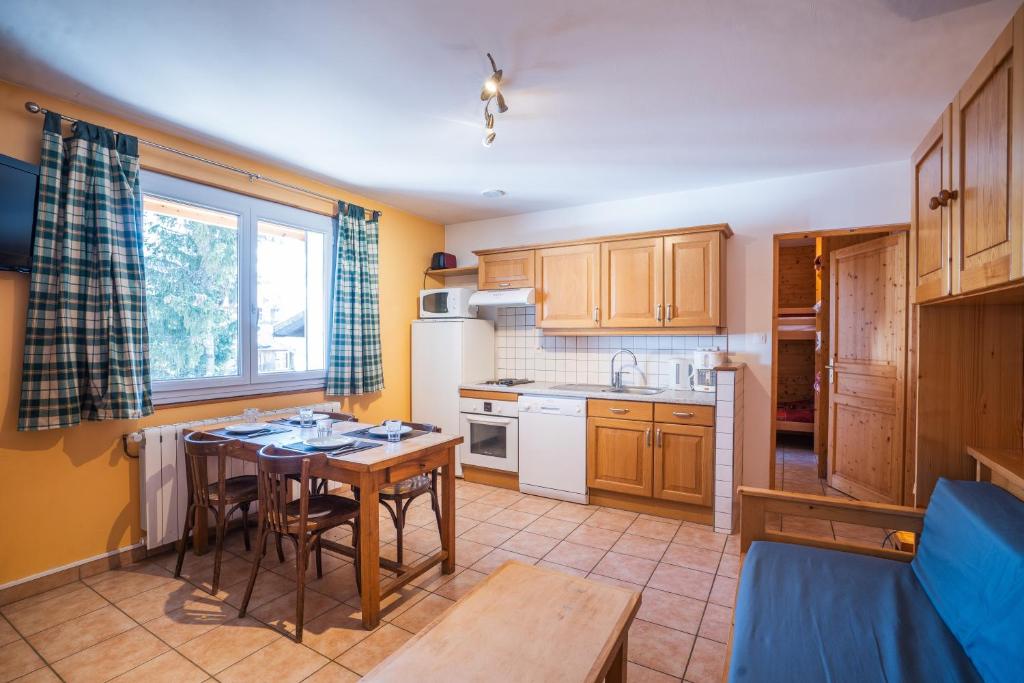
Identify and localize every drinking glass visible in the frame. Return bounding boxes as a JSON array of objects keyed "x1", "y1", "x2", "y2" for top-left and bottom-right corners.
[
  {"x1": 385, "y1": 420, "x2": 403, "y2": 442},
  {"x1": 243, "y1": 408, "x2": 259, "y2": 424},
  {"x1": 299, "y1": 407, "x2": 314, "y2": 428},
  {"x1": 316, "y1": 418, "x2": 333, "y2": 439}
]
